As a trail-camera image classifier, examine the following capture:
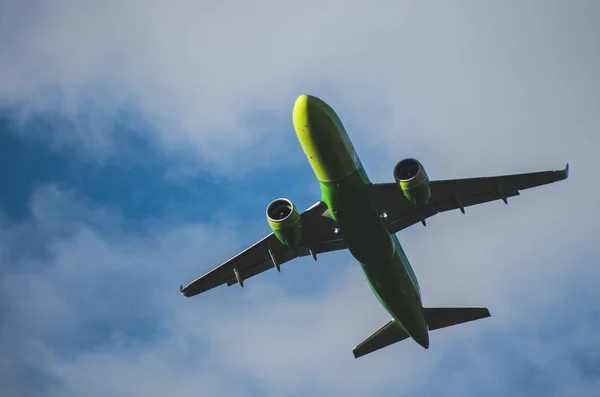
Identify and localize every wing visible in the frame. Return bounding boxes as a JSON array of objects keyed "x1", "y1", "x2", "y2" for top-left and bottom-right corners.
[
  {"x1": 371, "y1": 164, "x2": 569, "y2": 234},
  {"x1": 180, "y1": 201, "x2": 346, "y2": 298}
]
